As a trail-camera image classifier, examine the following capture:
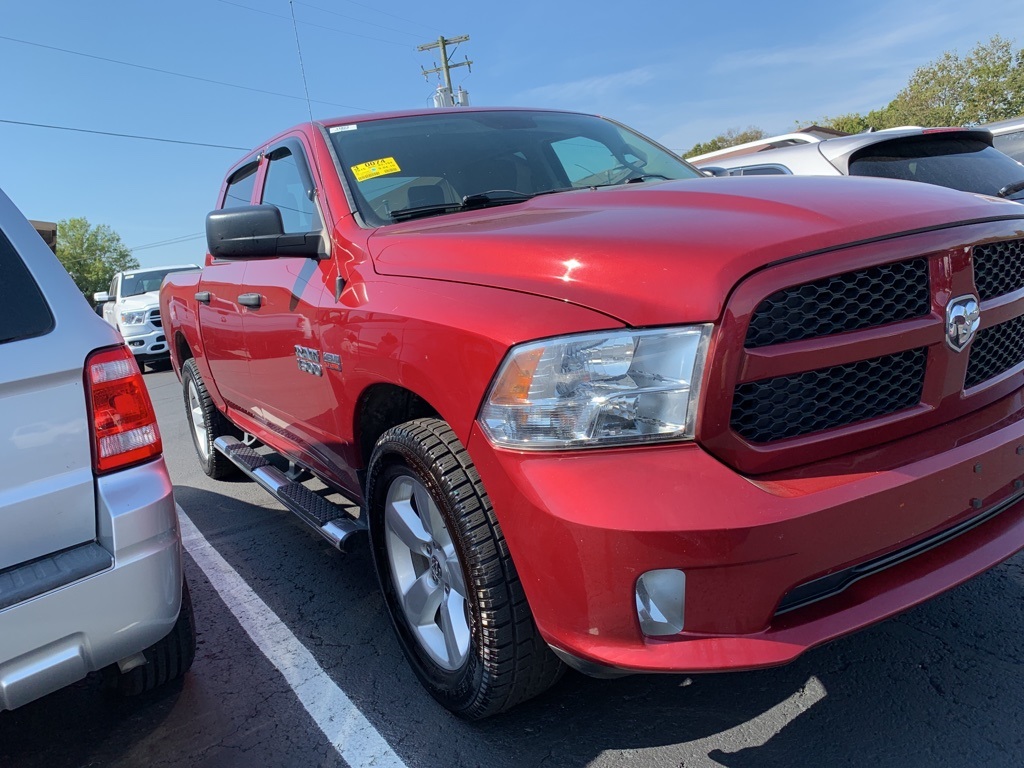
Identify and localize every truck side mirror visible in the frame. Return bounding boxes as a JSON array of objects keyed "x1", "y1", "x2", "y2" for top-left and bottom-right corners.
[
  {"x1": 206, "y1": 205, "x2": 322, "y2": 259},
  {"x1": 93, "y1": 291, "x2": 110, "y2": 303}
]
